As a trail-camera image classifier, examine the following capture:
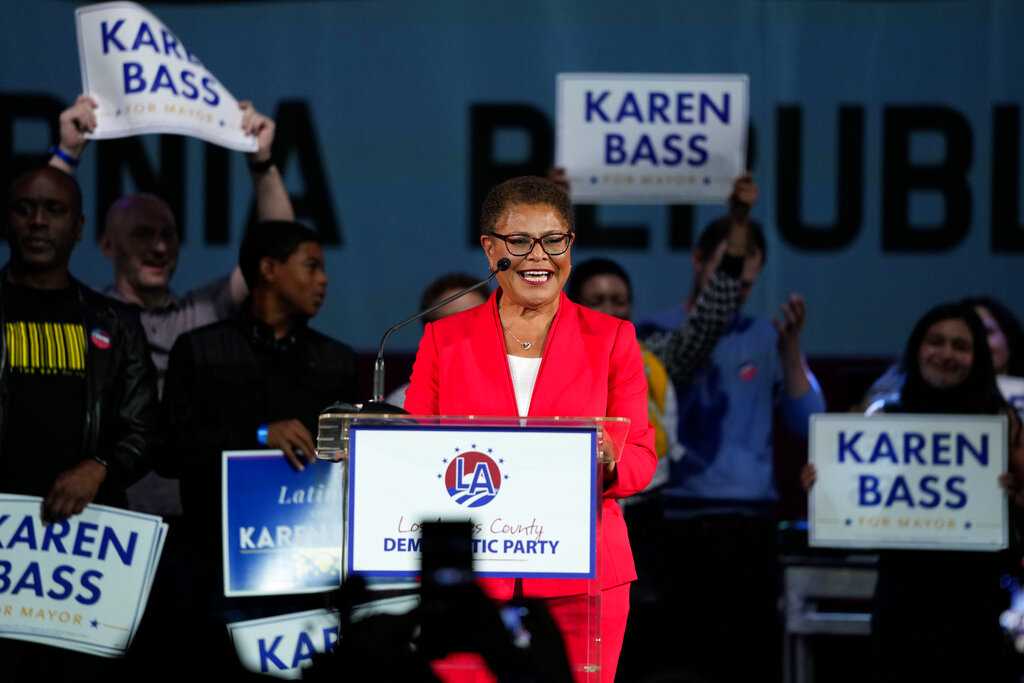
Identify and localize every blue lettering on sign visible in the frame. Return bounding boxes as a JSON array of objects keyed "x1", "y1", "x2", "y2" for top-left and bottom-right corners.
[
  {"x1": 870, "y1": 433, "x2": 898, "y2": 464},
  {"x1": 123, "y1": 62, "x2": 146, "y2": 94},
  {"x1": 258, "y1": 626, "x2": 340, "y2": 673},
  {"x1": 180, "y1": 70, "x2": 199, "y2": 100},
  {"x1": 957, "y1": 434, "x2": 988, "y2": 466},
  {"x1": 858, "y1": 474, "x2": 881, "y2": 506},
  {"x1": 605, "y1": 133, "x2": 626, "y2": 164},
  {"x1": 945, "y1": 476, "x2": 968, "y2": 509},
  {"x1": 101, "y1": 19, "x2": 127, "y2": 54},
  {"x1": 584, "y1": 90, "x2": 731, "y2": 125},
  {"x1": 856, "y1": 474, "x2": 970, "y2": 509},
  {"x1": 149, "y1": 64, "x2": 179, "y2": 96},
  {"x1": 130, "y1": 21, "x2": 161, "y2": 54},
  {"x1": 160, "y1": 29, "x2": 183, "y2": 59},
  {"x1": 383, "y1": 537, "x2": 422, "y2": 552},
  {"x1": 76, "y1": 569, "x2": 103, "y2": 606},
  {"x1": 918, "y1": 475, "x2": 941, "y2": 508},
  {"x1": 72, "y1": 522, "x2": 99, "y2": 558},
  {"x1": 904, "y1": 432, "x2": 926, "y2": 464},
  {"x1": 585, "y1": 90, "x2": 610, "y2": 122},
  {"x1": 933, "y1": 432, "x2": 952, "y2": 465},
  {"x1": 201, "y1": 76, "x2": 221, "y2": 106},
  {"x1": 0, "y1": 560, "x2": 104, "y2": 604},
  {"x1": 453, "y1": 458, "x2": 495, "y2": 496},
  {"x1": 99, "y1": 527, "x2": 138, "y2": 567},
  {"x1": 8, "y1": 516, "x2": 38, "y2": 551},
  {"x1": 259, "y1": 636, "x2": 287, "y2": 672},
  {"x1": 838, "y1": 431, "x2": 864, "y2": 463},
  {"x1": 836, "y1": 430, "x2": 991, "y2": 467},
  {"x1": 291, "y1": 631, "x2": 316, "y2": 668}
]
